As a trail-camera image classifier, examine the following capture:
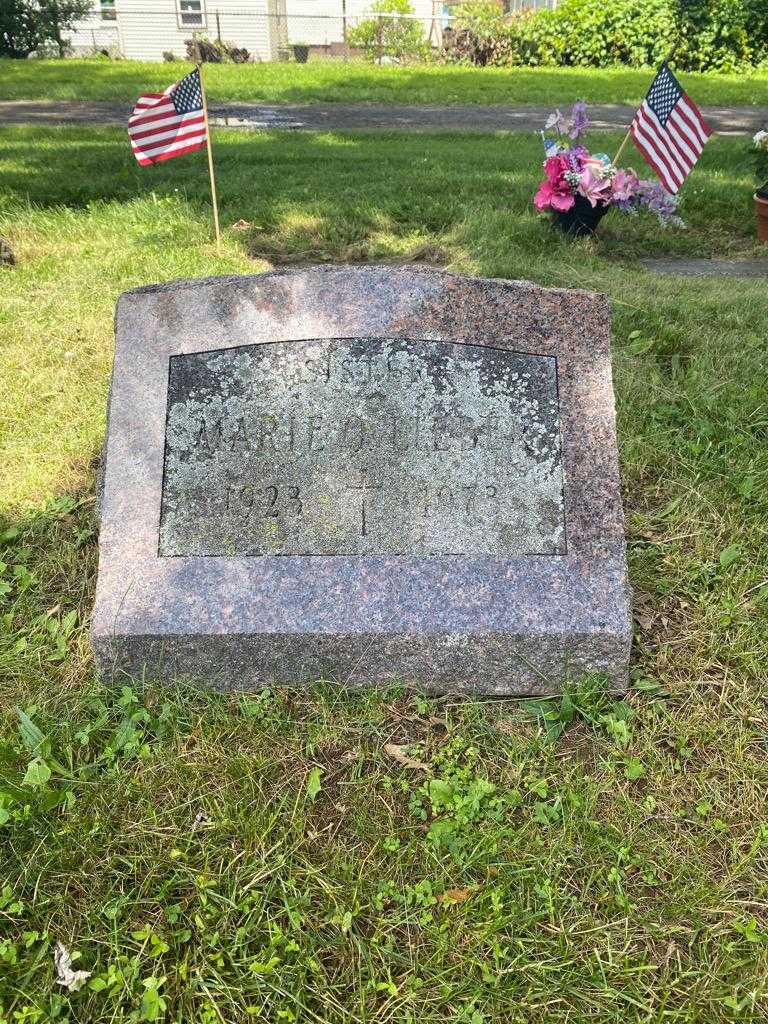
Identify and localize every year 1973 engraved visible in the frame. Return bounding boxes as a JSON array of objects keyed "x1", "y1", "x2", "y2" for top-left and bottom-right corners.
[{"x1": 418, "y1": 481, "x2": 499, "y2": 514}]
